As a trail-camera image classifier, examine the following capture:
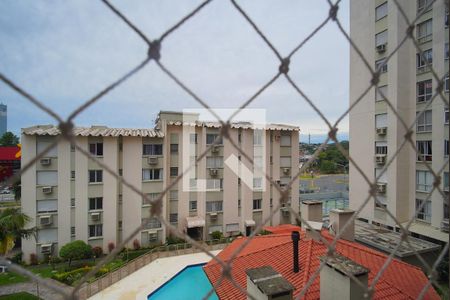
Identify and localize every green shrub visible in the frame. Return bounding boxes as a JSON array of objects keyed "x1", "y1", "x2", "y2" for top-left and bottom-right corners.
[
  {"x1": 211, "y1": 231, "x2": 223, "y2": 240},
  {"x1": 10, "y1": 252, "x2": 22, "y2": 264},
  {"x1": 52, "y1": 266, "x2": 91, "y2": 285},
  {"x1": 59, "y1": 241, "x2": 92, "y2": 267},
  {"x1": 166, "y1": 235, "x2": 185, "y2": 245}
]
